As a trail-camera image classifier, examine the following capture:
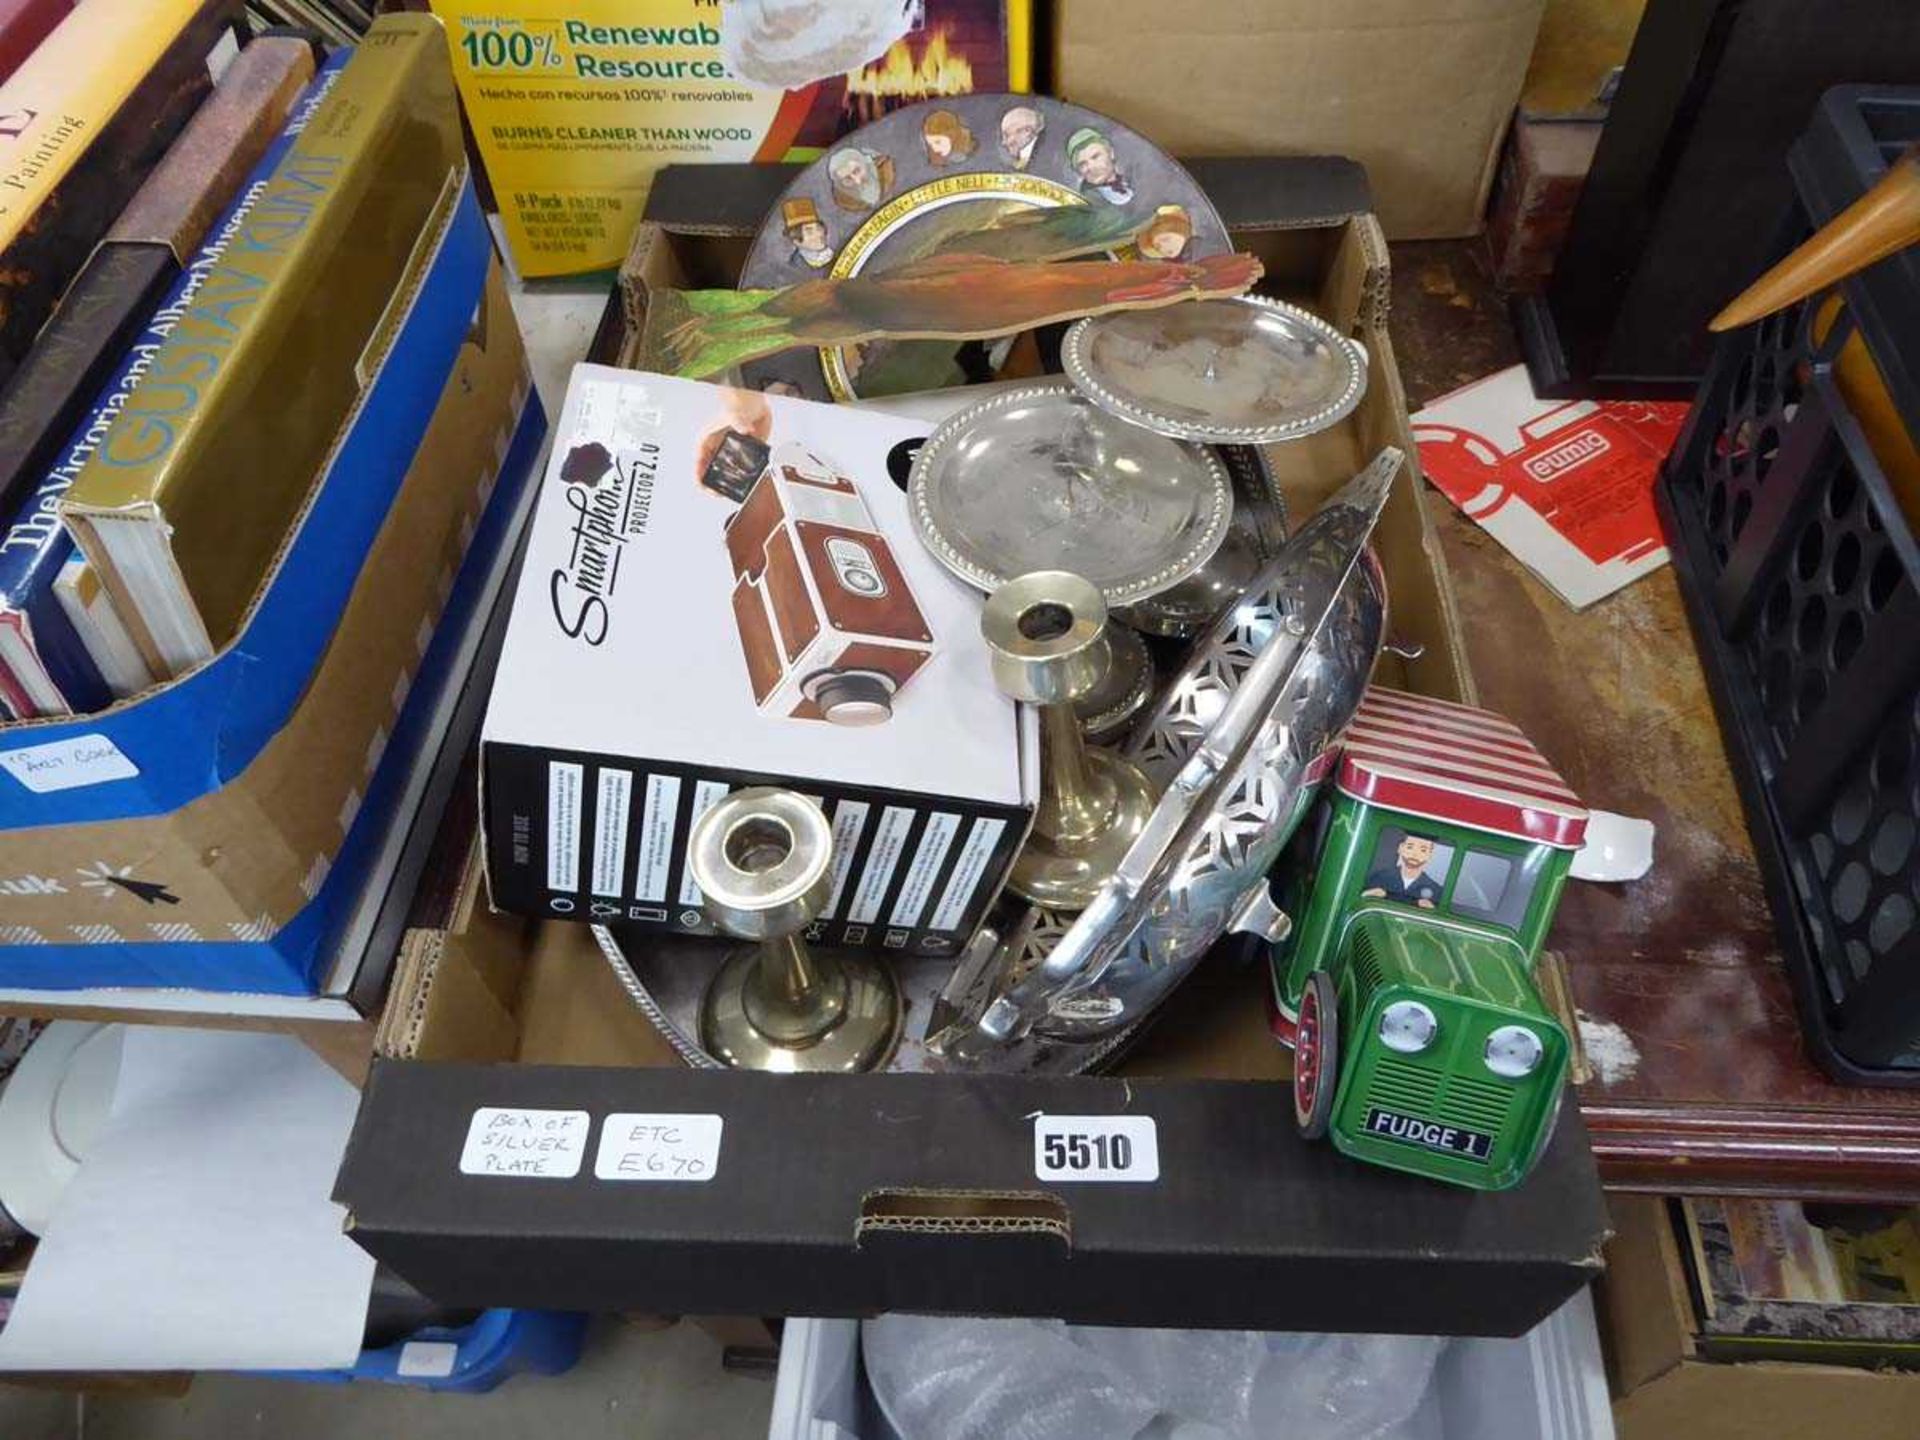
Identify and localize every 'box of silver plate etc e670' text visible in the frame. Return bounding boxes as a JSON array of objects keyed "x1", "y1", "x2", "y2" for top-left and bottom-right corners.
[{"x1": 479, "y1": 363, "x2": 1037, "y2": 956}]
